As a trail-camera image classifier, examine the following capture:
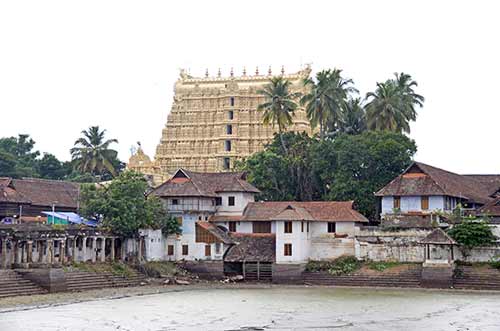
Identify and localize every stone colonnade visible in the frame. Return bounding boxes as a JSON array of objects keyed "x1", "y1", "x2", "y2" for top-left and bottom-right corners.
[{"x1": 0, "y1": 235, "x2": 122, "y2": 268}]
